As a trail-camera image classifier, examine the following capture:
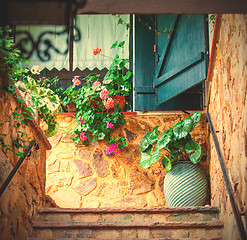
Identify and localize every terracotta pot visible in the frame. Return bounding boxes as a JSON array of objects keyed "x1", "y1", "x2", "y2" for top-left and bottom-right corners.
[{"x1": 112, "y1": 96, "x2": 125, "y2": 111}]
